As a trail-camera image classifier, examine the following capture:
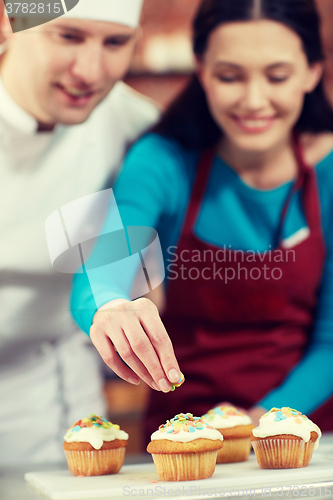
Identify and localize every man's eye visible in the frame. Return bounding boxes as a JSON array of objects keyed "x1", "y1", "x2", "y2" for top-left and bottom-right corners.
[
  {"x1": 60, "y1": 33, "x2": 82, "y2": 42},
  {"x1": 105, "y1": 37, "x2": 128, "y2": 47}
]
